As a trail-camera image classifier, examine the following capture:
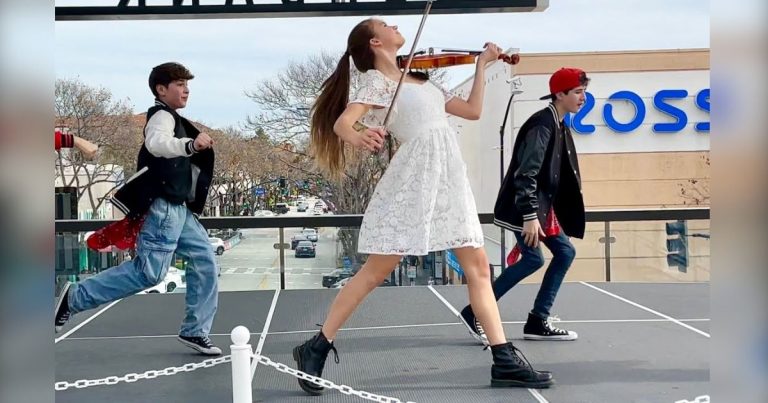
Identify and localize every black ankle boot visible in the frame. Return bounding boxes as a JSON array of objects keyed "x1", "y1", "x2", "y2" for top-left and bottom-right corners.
[
  {"x1": 292, "y1": 331, "x2": 339, "y2": 395},
  {"x1": 490, "y1": 342, "x2": 554, "y2": 388}
]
